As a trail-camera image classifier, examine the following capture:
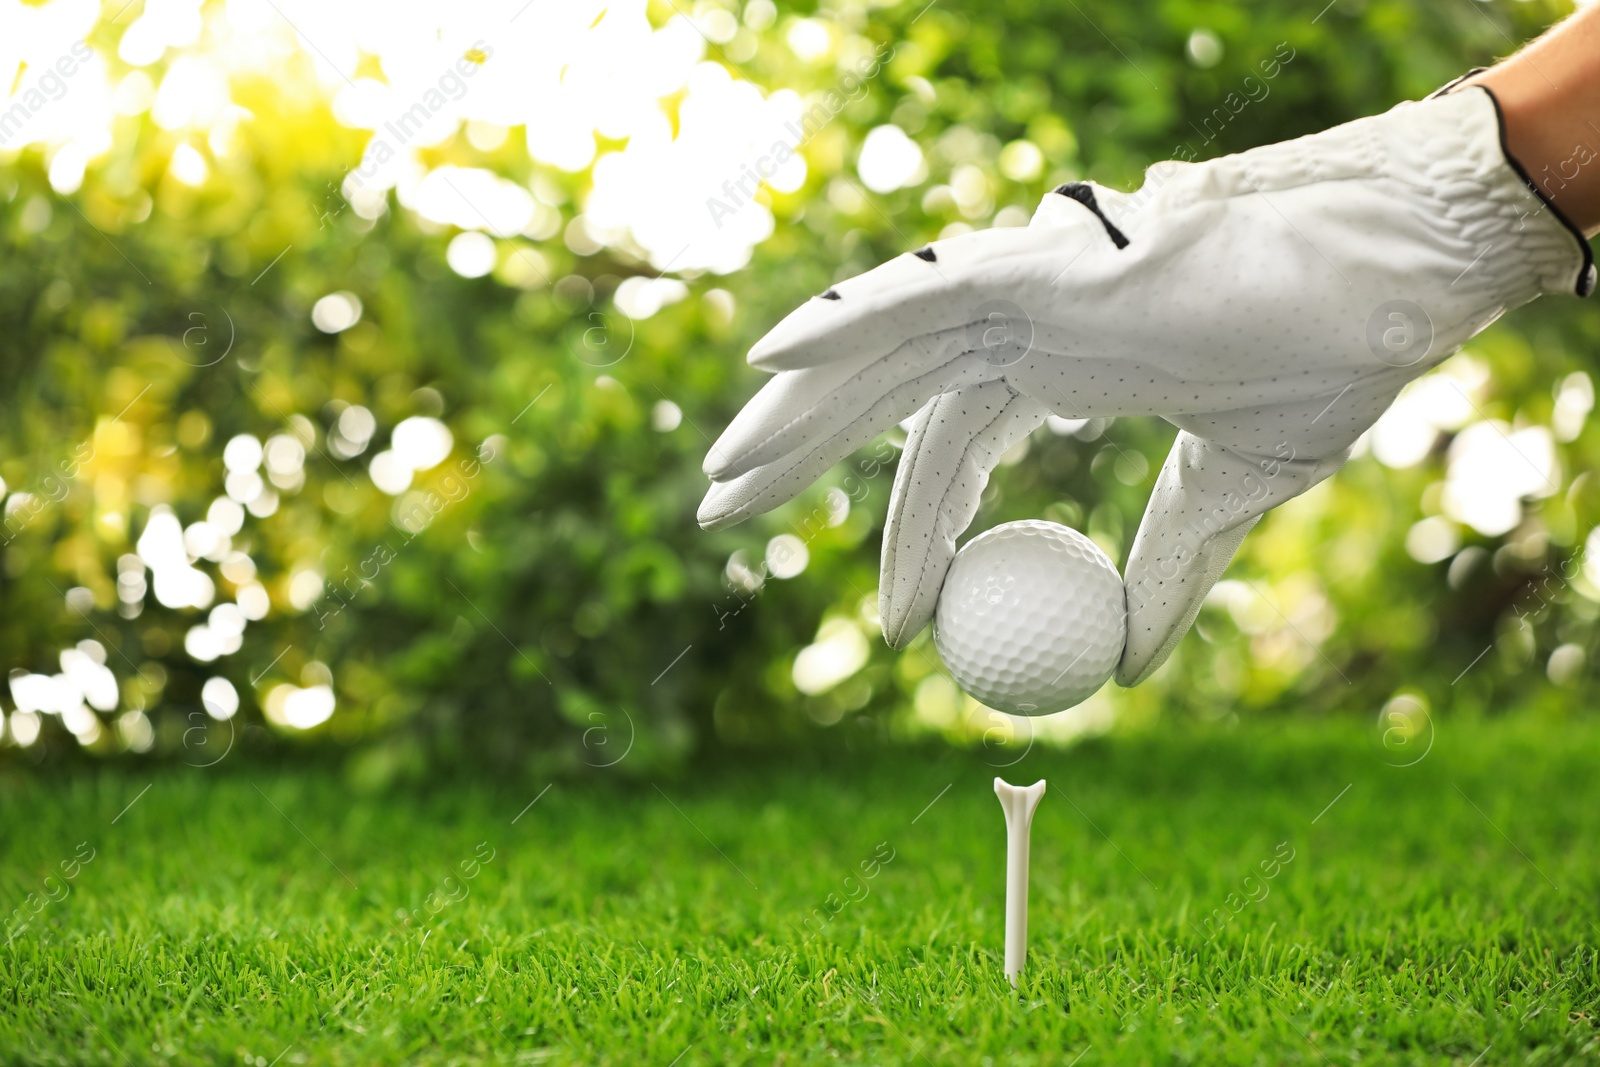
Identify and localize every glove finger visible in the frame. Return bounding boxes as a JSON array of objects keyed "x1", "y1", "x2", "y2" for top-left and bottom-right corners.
[
  {"x1": 696, "y1": 356, "x2": 992, "y2": 530},
  {"x1": 879, "y1": 382, "x2": 1049, "y2": 648},
  {"x1": 747, "y1": 224, "x2": 1097, "y2": 372},
  {"x1": 704, "y1": 329, "x2": 983, "y2": 482},
  {"x1": 1117, "y1": 431, "x2": 1347, "y2": 687}
]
